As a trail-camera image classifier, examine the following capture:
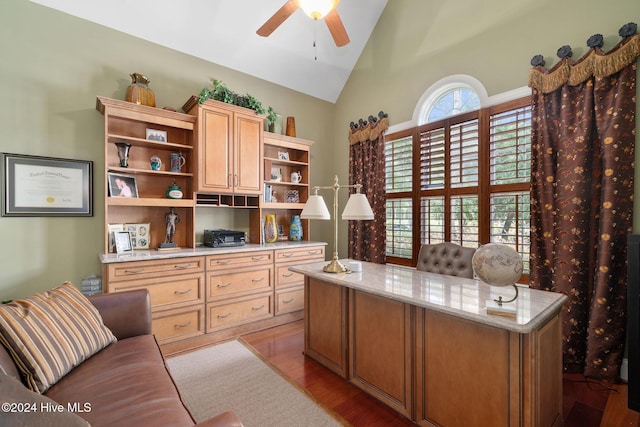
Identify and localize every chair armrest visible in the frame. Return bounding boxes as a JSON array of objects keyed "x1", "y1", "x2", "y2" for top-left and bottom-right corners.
[
  {"x1": 194, "y1": 411, "x2": 243, "y2": 427},
  {"x1": 89, "y1": 290, "x2": 152, "y2": 339}
]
